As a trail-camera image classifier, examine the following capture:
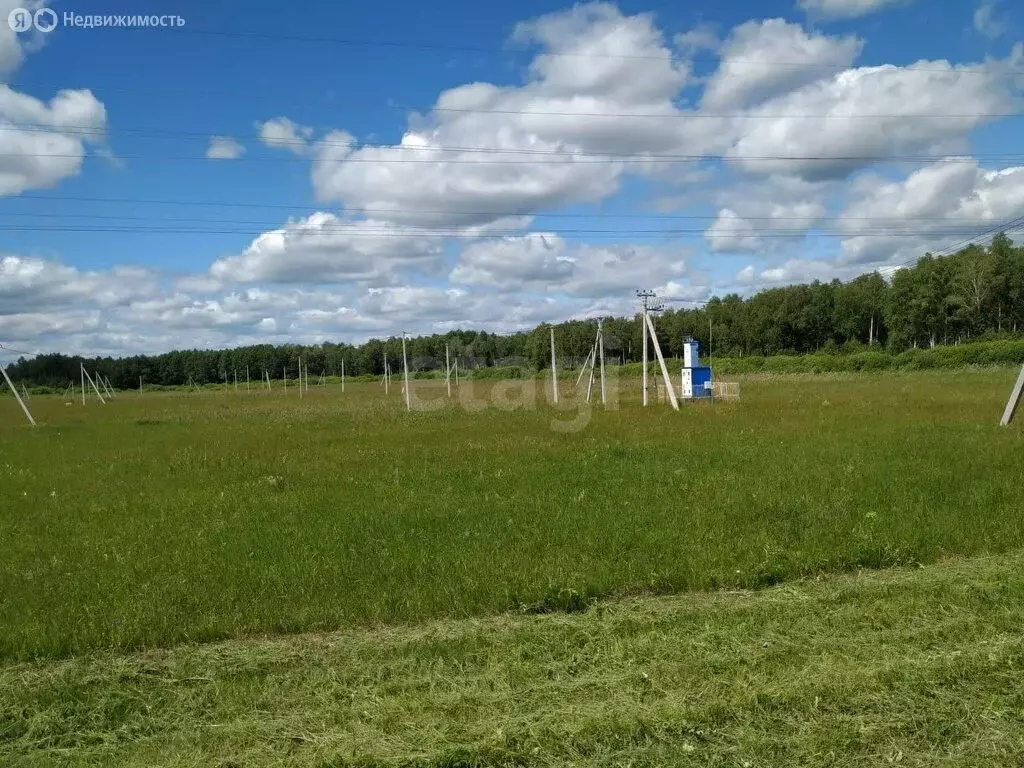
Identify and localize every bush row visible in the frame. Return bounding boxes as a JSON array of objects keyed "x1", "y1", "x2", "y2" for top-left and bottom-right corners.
[{"x1": 708, "y1": 340, "x2": 1024, "y2": 375}]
